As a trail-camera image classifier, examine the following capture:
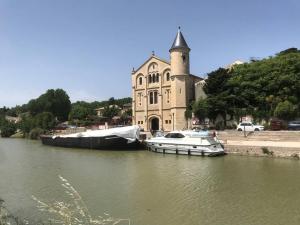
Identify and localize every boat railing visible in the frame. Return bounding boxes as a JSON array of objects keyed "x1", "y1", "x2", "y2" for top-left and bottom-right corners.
[{"x1": 147, "y1": 141, "x2": 215, "y2": 147}]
